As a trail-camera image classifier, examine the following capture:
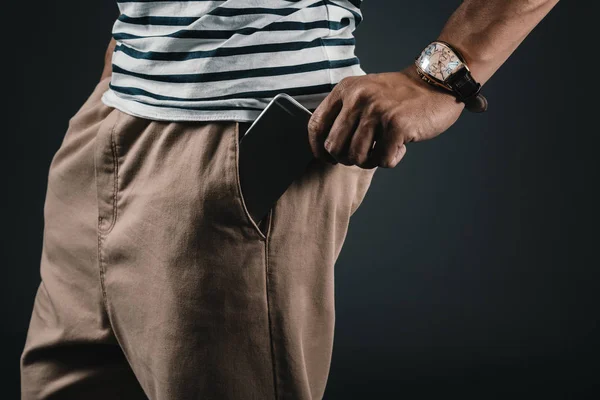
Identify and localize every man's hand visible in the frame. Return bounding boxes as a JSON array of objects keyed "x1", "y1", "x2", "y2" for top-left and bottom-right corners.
[
  {"x1": 308, "y1": 66, "x2": 464, "y2": 169},
  {"x1": 308, "y1": 0, "x2": 559, "y2": 170}
]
